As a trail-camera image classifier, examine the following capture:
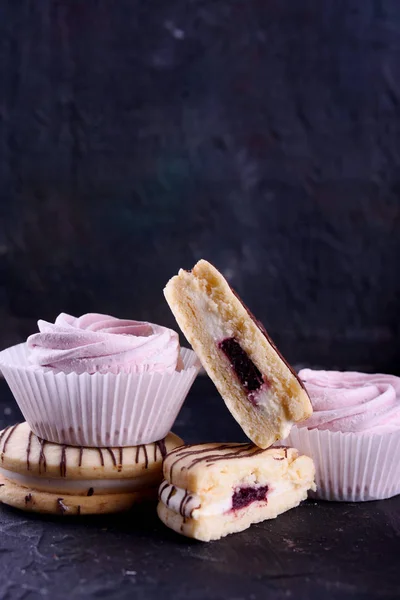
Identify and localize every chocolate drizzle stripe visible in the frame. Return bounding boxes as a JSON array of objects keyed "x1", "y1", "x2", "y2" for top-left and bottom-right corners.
[
  {"x1": 106, "y1": 448, "x2": 117, "y2": 467},
  {"x1": 77, "y1": 505, "x2": 81, "y2": 515},
  {"x1": 1, "y1": 423, "x2": 19, "y2": 455},
  {"x1": 187, "y1": 446, "x2": 264, "y2": 471},
  {"x1": 158, "y1": 481, "x2": 169, "y2": 499},
  {"x1": 166, "y1": 486, "x2": 176, "y2": 506},
  {"x1": 168, "y1": 444, "x2": 250, "y2": 478},
  {"x1": 118, "y1": 448, "x2": 123, "y2": 467},
  {"x1": 38, "y1": 439, "x2": 47, "y2": 474},
  {"x1": 135, "y1": 445, "x2": 149, "y2": 469},
  {"x1": 26, "y1": 431, "x2": 33, "y2": 471},
  {"x1": 25, "y1": 493, "x2": 32, "y2": 504},
  {"x1": 156, "y1": 439, "x2": 167, "y2": 460},
  {"x1": 179, "y1": 491, "x2": 189, "y2": 515},
  {"x1": 180, "y1": 492, "x2": 193, "y2": 517},
  {"x1": 273, "y1": 447, "x2": 289, "y2": 460},
  {"x1": 189, "y1": 504, "x2": 201, "y2": 519},
  {"x1": 78, "y1": 447, "x2": 84, "y2": 467},
  {"x1": 0, "y1": 426, "x2": 11, "y2": 449},
  {"x1": 171, "y1": 443, "x2": 249, "y2": 458},
  {"x1": 165, "y1": 443, "x2": 203, "y2": 458},
  {"x1": 97, "y1": 448, "x2": 104, "y2": 467},
  {"x1": 60, "y1": 446, "x2": 67, "y2": 477}
]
